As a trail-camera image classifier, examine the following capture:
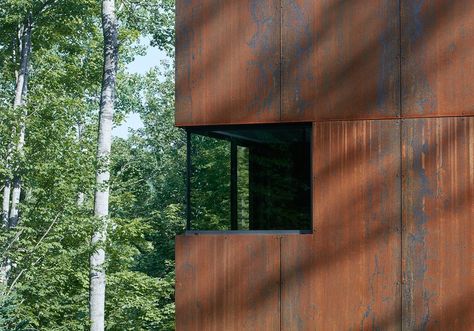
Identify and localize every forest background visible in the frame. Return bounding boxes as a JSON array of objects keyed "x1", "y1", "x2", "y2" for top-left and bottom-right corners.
[{"x1": 0, "y1": 0, "x2": 196, "y2": 329}]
